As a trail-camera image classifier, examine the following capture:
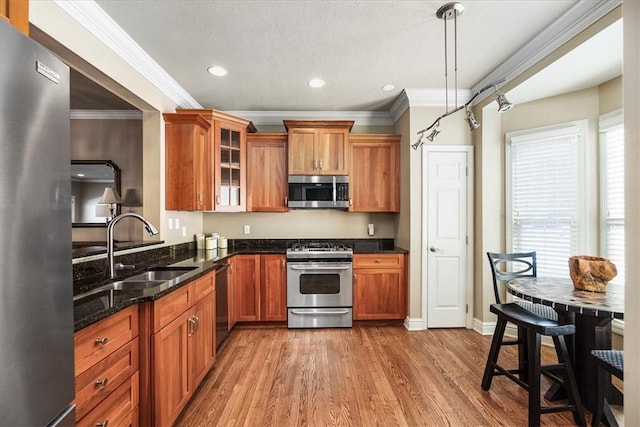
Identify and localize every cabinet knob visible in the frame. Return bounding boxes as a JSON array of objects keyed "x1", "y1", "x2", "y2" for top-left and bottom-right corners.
[
  {"x1": 94, "y1": 337, "x2": 109, "y2": 346},
  {"x1": 95, "y1": 378, "x2": 109, "y2": 388},
  {"x1": 375, "y1": 259, "x2": 381, "y2": 263}
]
